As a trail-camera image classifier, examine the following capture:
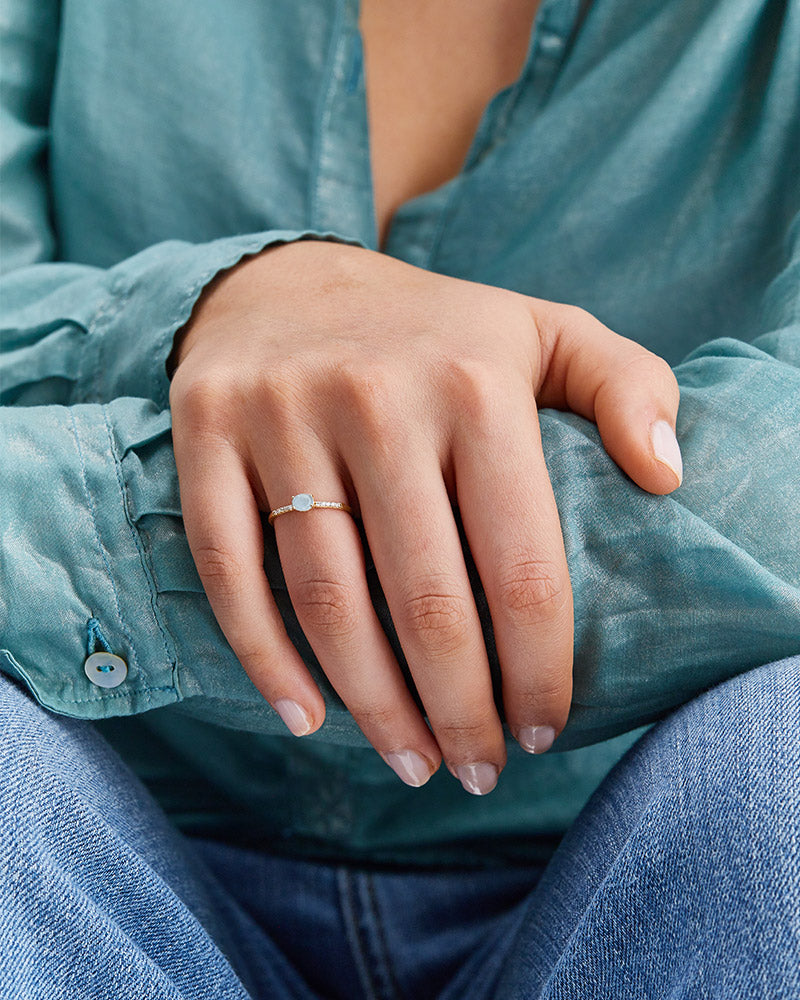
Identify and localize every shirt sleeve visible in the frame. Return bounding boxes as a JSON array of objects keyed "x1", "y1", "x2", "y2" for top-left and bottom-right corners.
[
  {"x1": 0, "y1": 0, "x2": 360, "y2": 411},
  {"x1": 2, "y1": 217, "x2": 798, "y2": 748},
  {"x1": 2, "y1": 0, "x2": 798, "y2": 749}
]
